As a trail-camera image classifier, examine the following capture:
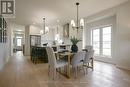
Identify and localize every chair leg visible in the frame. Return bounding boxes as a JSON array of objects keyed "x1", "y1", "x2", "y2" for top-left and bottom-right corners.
[
  {"x1": 74, "y1": 67, "x2": 77, "y2": 78},
  {"x1": 83, "y1": 66, "x2": 86, "y2": 75},
  {"x1": 48, "y1": 65, "x2": 50, "y2": 76},
  {"x1": 86, "y1": 66, "x2": 88, "y2": 74},
  {"x1": 91, "y1": 58, "x2": 94, "y2": 71},
  {"x1": 49, "y1": 67, "x2": 55, "y2": 80},
  {"x1": 64, "y1": 65, "x2": 67, "y2": 75},
  {"x1": 53, "y1": 68, "x2": 57, "y2": 80},
  {"x1": 73, "y1": 67, "x2": 75, "y2": 78}
]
